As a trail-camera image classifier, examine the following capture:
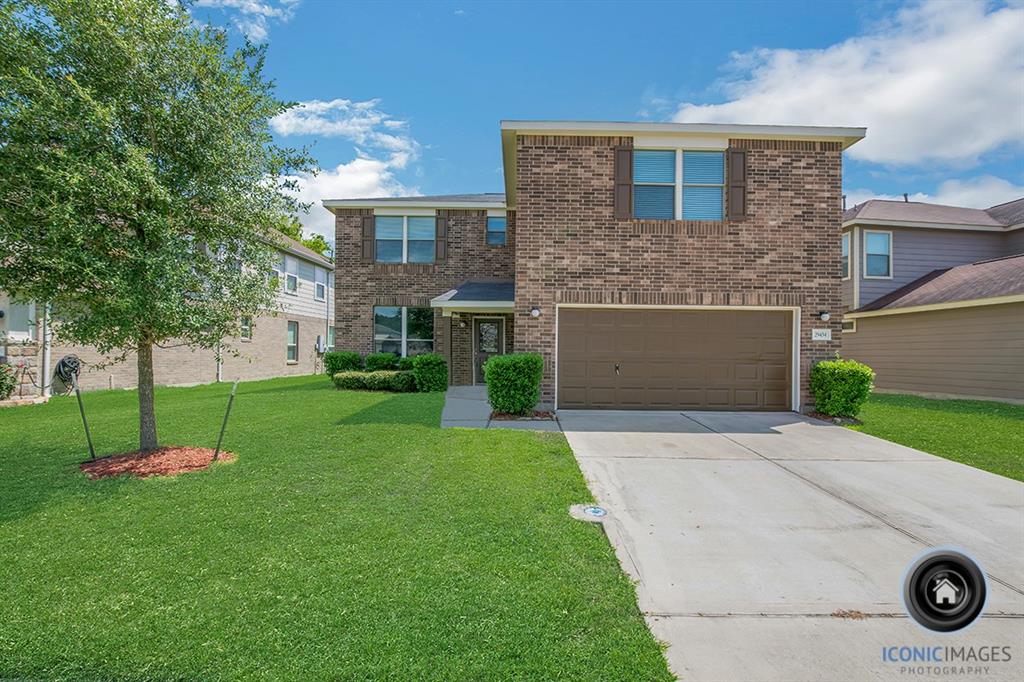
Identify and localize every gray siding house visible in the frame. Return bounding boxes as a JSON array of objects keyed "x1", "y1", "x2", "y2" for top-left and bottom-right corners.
[{"x1": 841, "y1": 198, "x2": 1024, "y2": 403}]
